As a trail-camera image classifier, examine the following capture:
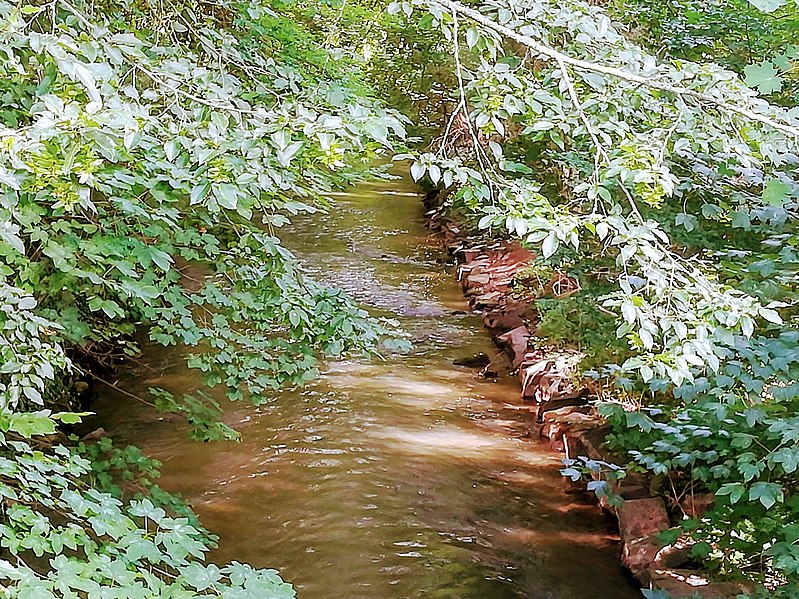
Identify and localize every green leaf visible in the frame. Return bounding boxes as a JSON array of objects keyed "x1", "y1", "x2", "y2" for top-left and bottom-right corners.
[
  {"x1": 717, "y1": 482, "x2": 746, "y2": 504},
  {"x1": 542, "y1": 232, "x2": 558, "y2": 258},
  {"x1": 52, "y1": 412, "x2": 88, "y2": 425},
  {"x1": 749, "y1": 482, "x2": 784, "y2": 509},
  {"x1": 744, "y1": 61, "x2": 783, "y2": 94},
  {"x1": 759, "y1": 307, "x2": 783, "y2": 324},
  {"x1": 212, "y1": 184, "x2": 240, "y2": 210},
  {"x1": 0, "y1": 223, "x2": 25, "y2": 254},
  {"x1": 8, "y1": 413, "x2": 57, "y2": 438},
  {"x1": 762, "y1": 178, "x2": 792, "y2": 207},
  {"x1": 675, "y1": 213, "x2": 697, "y2": 232},
  {"x1": 190, "y1": 181, "x2": 211, "y2": 206}
]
